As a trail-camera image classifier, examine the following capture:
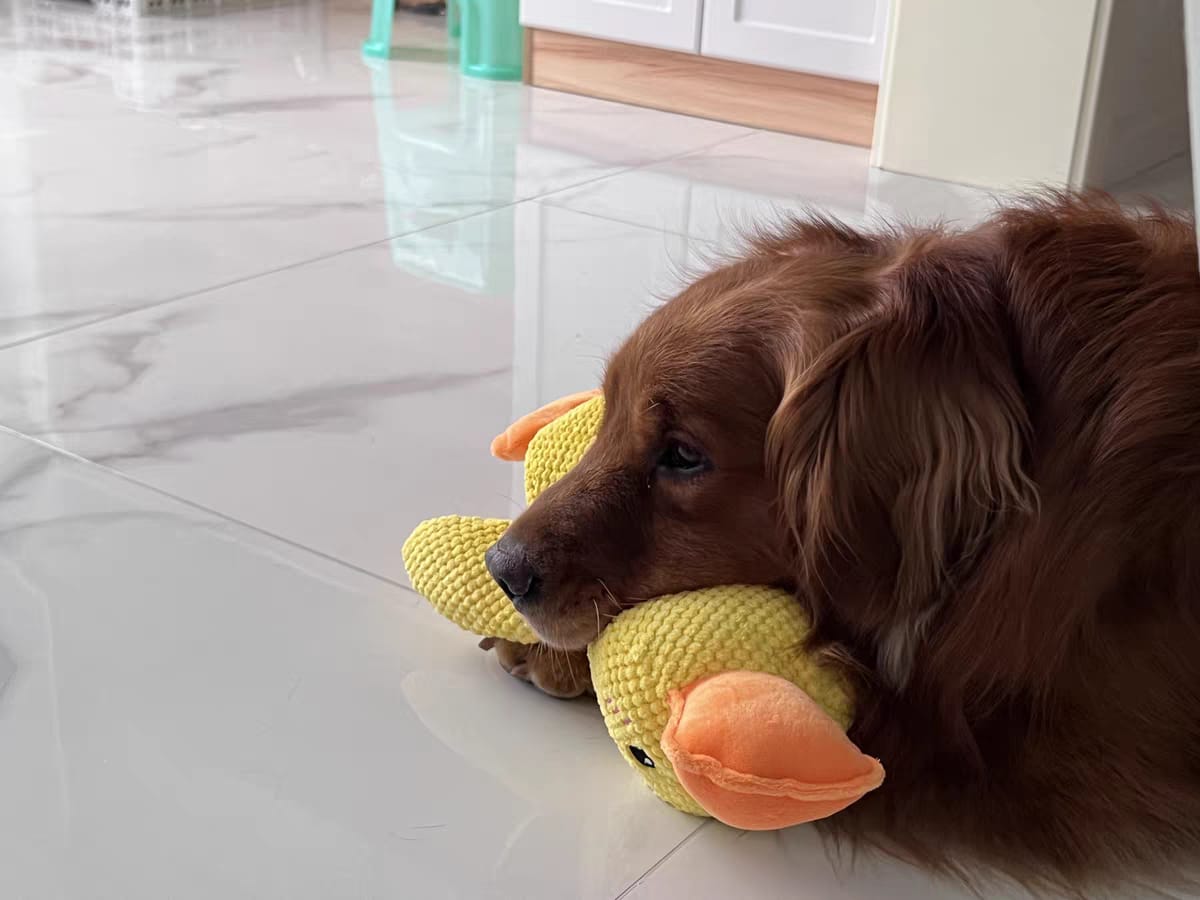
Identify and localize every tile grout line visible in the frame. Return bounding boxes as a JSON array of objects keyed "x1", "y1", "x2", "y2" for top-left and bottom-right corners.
[
  {"x1": 0, "y1": 423, "x2": 422, "y2": 597},
  {"x1": 613, "y1": 821, "x2": 713, "y2": 900},
  {"x1": 1108, "y1": 148, "x2": 1192, "y2": 195},
  {"x1": 523, "y1": 128, "x2": 756, "y2": 213},
  {"x1": 535, "y1": 198, "x2": 699, "y2": 242},
  {"x1": 516, "y1": 129, "x2": 757, "y2": 248},
  {"x1": 0, "y1": 207, "x2": 504, "y2": 354},
  {"x1": 0, "y1": 130, "x2": 758, "y2": 587},
  {"x1": 0, "y1": 129, "x2": 756, "y2": 355},
  {"x1": 0, "y1": 428, "x2": 722, "y2": 898}
]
